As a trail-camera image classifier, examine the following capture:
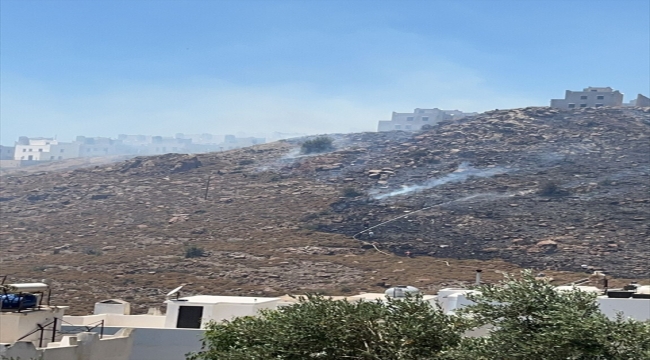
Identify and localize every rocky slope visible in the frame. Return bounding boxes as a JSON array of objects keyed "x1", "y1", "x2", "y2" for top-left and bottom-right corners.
[{"x1": 1, "y1": 106, "x2": 648, "y2": 313}]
